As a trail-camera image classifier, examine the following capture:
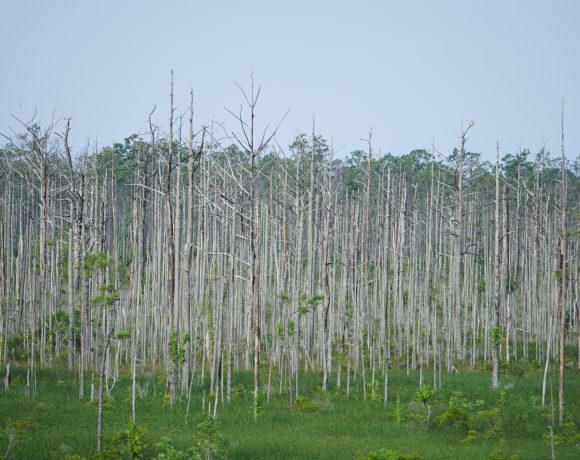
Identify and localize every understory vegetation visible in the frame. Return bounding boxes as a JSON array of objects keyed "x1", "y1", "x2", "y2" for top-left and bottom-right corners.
[{"x1": 1, "y1": 365, "x2": 579, "y2": 459}]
